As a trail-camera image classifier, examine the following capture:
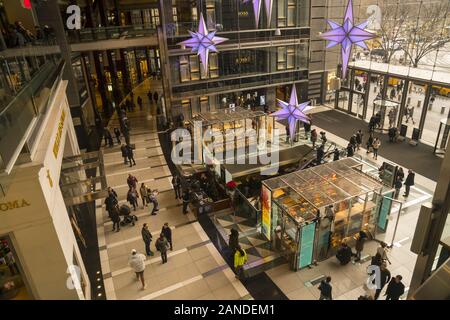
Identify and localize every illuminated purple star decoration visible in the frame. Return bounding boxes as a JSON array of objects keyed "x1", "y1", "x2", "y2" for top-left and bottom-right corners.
[
  {"x1": 320, "y1": 0, "x2": 376, "y2": 78},
  {"x1": 243, "y1": 0, "x2": 273, "y2": 27},
  {"x1": 178, "y1": 14, "x2": 228, "y2": 72},
  {"x1": 270, "y1": 85, "x2": 313, "y2": 141}
]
